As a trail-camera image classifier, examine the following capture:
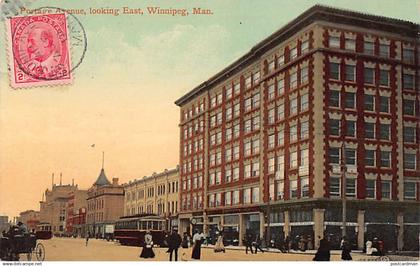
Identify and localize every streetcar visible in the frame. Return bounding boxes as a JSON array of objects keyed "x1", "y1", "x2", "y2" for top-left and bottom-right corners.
[
  {"x1": 35, "y1": 223, "x2": 52, "y2": 240},
  {"x1": 114, "y1": 214, "x2": 167, "y2": 247}
]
